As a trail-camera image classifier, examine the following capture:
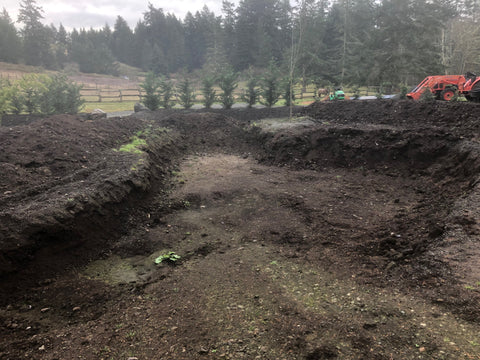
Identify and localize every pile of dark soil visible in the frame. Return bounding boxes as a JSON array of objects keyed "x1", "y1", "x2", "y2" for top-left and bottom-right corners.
[
  {"x1": 0, "y1": 114, "x2": 178, "y2": 277},
  {"x1": 302, "y1": 99, "x2": 480, "y2": 139}
]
